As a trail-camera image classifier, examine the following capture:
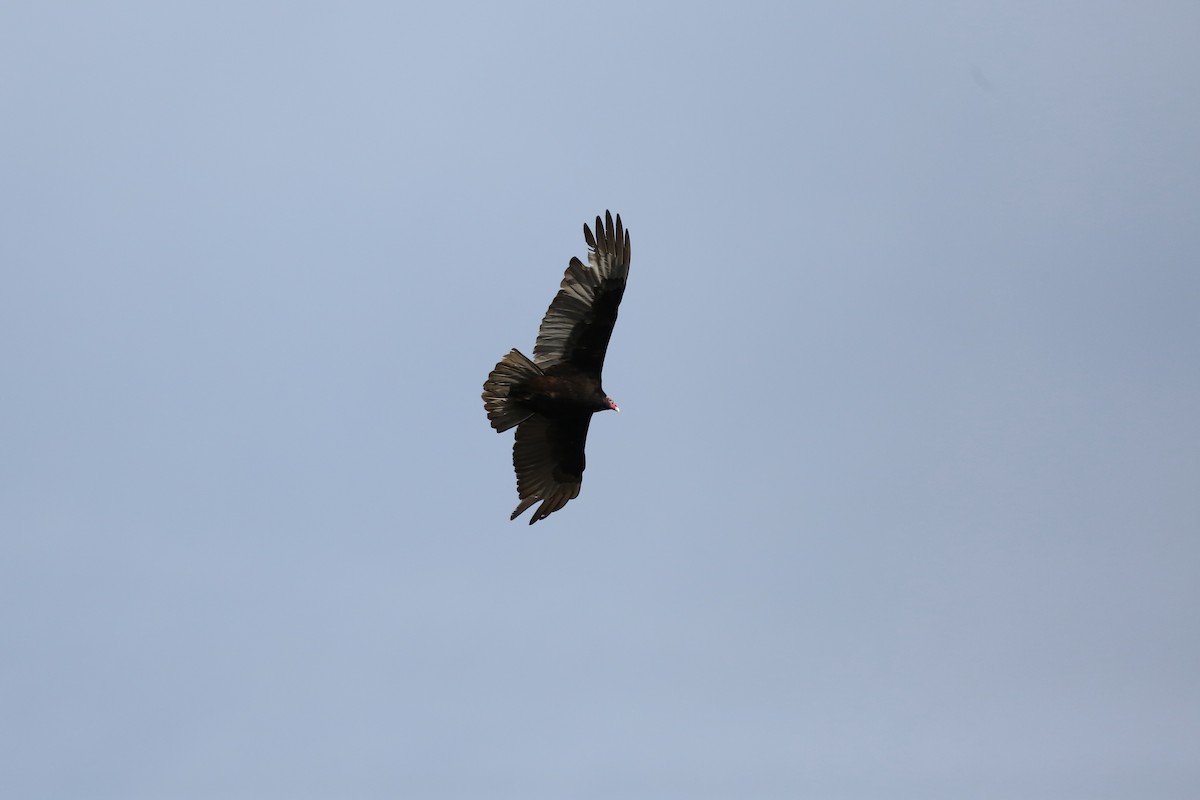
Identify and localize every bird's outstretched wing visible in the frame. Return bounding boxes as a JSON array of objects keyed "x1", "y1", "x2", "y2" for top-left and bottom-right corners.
[
  {"x1": 532, "y1": 210, "x2": 630, "y2": 375},
  {"x1": 510, "y1": 412, "x2": 592, "y2": 524}
]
